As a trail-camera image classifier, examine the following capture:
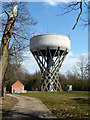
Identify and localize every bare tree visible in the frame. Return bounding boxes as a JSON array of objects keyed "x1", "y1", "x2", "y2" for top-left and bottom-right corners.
[
  {"x1": 5, "y1": 63, "x2": 26, "y2": 92},
  {"x1": 1, "y1": 2, "x2": 37, "y2": 64},
  {"x1": 85, "y1": 60, "x2": 90, "y2": 79},
  {"x1": 59, "y1": 1, "x2": 88, "y2": 29},
  {"x1": 73, "y1": 55, "x2": 88, "y2": 80},
  {"x1": 1, "y1": 4, "x2": 18, "y2": 99},
  {"x1": 1, "y1": 2, "x2": 37, "y2": 99}
]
